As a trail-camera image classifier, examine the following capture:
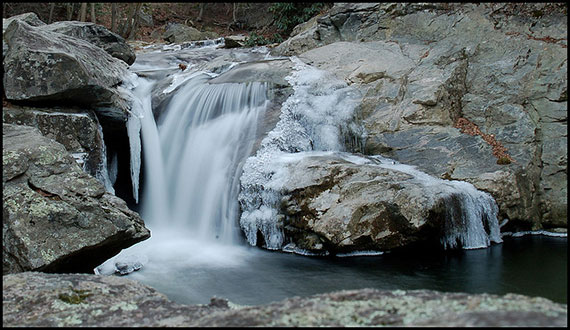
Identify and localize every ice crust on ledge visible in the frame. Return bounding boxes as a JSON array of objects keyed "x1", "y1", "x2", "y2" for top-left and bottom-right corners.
[
  {"x1": 238, "y1": 58, "x2": 503, "y2": 252},
  {"x1": 238, "y1": 57, "x2": 365, "y2": 250}
]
